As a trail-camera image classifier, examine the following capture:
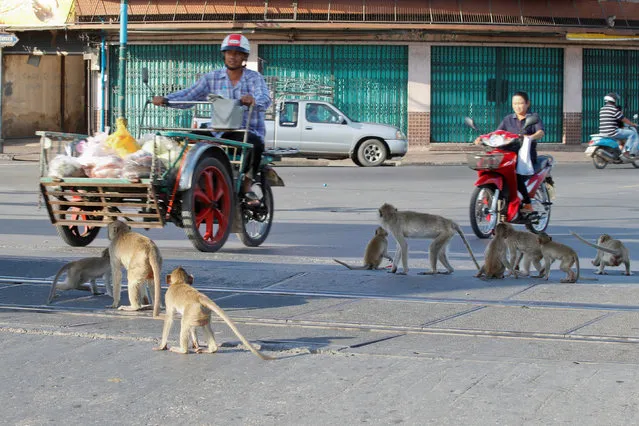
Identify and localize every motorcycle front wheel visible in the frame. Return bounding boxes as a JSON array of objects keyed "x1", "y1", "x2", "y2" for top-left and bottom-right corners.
[
  {"x1": 525, "y1": 183, "x2": 551, "y2": 234},
  {"x1": 592, "y1": 148, "x2": 608, "y2": 169},
  {"x1": 469, "y1": 186, "x2": 498, "y2": 239}
]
